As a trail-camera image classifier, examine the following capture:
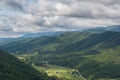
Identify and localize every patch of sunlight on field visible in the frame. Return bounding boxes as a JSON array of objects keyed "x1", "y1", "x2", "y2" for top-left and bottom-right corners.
[{"x1": 33, "y1": 64, "x2": 84, "y2": 80}]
